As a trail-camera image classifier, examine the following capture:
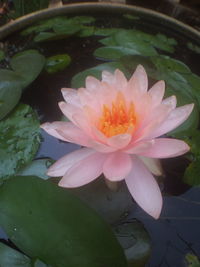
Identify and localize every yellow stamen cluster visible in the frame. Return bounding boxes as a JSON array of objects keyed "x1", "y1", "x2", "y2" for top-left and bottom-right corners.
[{"x1": 98, "y1": 92, "x2": 136, "y2": 137}]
